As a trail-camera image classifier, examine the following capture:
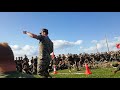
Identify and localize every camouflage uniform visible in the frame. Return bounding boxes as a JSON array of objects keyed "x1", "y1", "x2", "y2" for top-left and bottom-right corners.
[
  {"x1": 17, "y1": 57, "x2": 22, "y2": 72},
  {"x1": 33, "y1": 56, "x2": 37, "y2": 74},
  {"x1": 35, "y1": 30, "x2": 53, "y2": 78},
  {"x1": 30, "y1": 57, "x2": 34, "y2": 73},
  {"x1": 22, "y1": 55, "x2": 31, "y2": 74},
  {"x1": 114, "y1": 64, "x2": 120, "y2": 74},
  {"x1": 67, "y1": 54, "x2": 73, "y2": 72}
]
